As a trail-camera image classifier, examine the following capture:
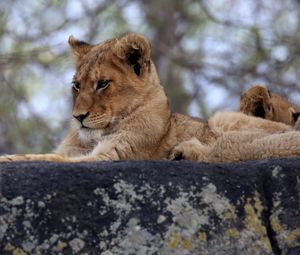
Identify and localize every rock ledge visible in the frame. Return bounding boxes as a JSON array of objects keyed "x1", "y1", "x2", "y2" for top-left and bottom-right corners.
[{"x1": 1, "y1": 159, "x2": 300, "y2": 255}]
